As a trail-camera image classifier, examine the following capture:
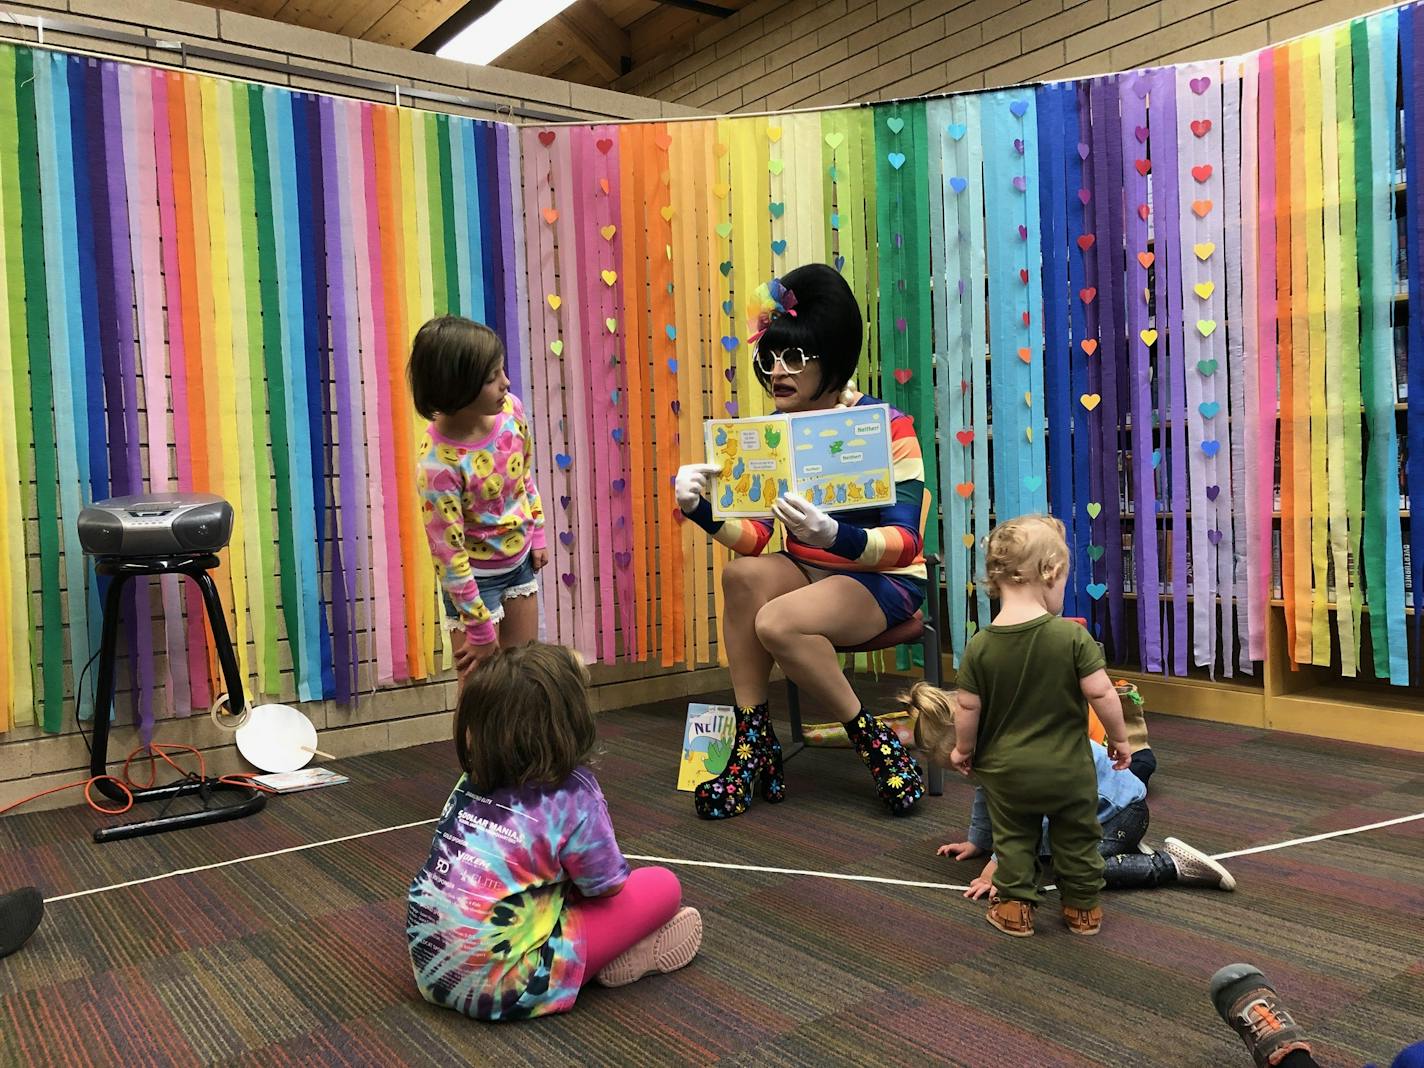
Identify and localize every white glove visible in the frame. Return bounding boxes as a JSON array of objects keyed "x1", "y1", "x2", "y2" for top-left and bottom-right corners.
[
  {"x1": 772, "y1": 492, "x2": 838, "y2": 548},
  {"x1": 674, "y1": 463, "x2": 721, "y2": 512}
]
